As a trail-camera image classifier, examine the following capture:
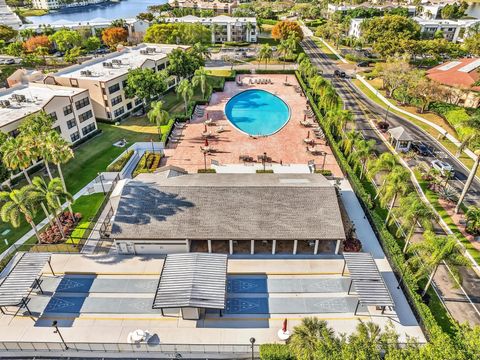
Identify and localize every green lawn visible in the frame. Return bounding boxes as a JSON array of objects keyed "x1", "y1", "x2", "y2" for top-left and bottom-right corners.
[
  {"x1": 69, "y1": 193, "x2": 106, "y2": 243},
  {"x1": 0, "y1": 118, "x2": 158, "y2": 254}
]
